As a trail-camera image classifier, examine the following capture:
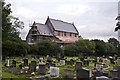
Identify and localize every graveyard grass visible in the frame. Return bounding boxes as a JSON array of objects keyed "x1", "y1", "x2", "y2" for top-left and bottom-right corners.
[{"x1": 2, "y1": 56, "x2": 120, "y2": 79}]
